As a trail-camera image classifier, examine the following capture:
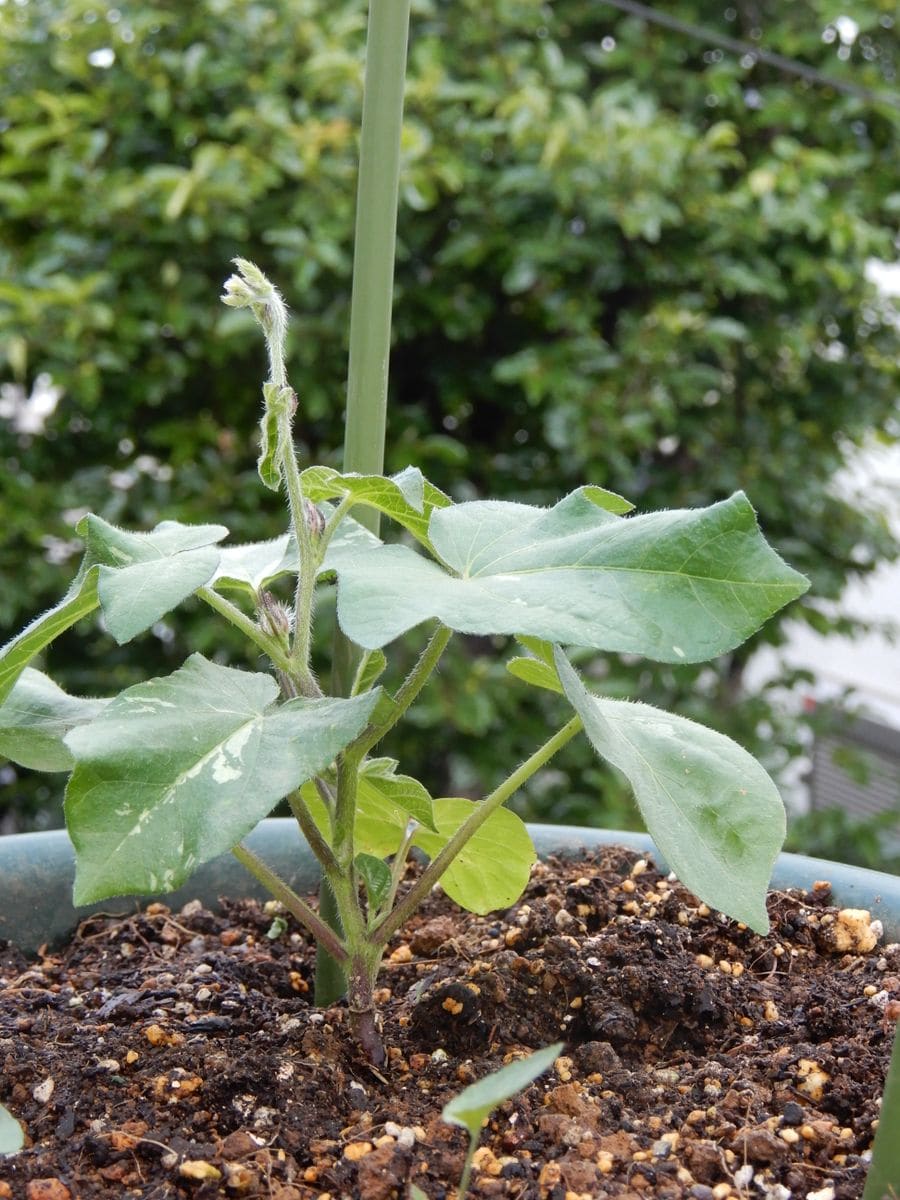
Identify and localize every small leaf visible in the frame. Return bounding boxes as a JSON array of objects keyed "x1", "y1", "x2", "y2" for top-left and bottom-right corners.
[
  {"x1": 554, "y1": 648, "x2": 785, "y2": 932},
  {"x1": 409, "y1": 1187, "x2": 429, "y2": 1200},
  {"x1": 335, "y1": 490, "x2": 809, "y2": 658},
  {"x1": 352, "y1": 649, "x2": 388, "y2": 695},
  {"x1": 257, "y1": 391, "x2": 283, "y2": 490},
  {"x1": 64, "y1": 655, "x2": 381, "y2": 903},
  {"x1": 301, "y1": 465, "x2": 451, "y2": 551},
  {"x1": 582, "y1": 484, "x2": 634, "y2": 515},
  {"x1": 356, "y1": 853, "x2": 392, "y2": 911},
  {"x1": 442, "y1": 1042, "x2": 563, "y2": 1140},
  {"x1": 414, "y1": 799, "x2": 536, "y2": 914},
  {"x1": 0, "y1": 668, "x2": 109, "y2": 771},
  {"x1": 505, "y1": 657, "x2": 562, "y2": 694},
  {"x1": 0, "y1": 1102, "x2": 24, "y2": 1156}
]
